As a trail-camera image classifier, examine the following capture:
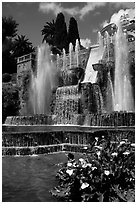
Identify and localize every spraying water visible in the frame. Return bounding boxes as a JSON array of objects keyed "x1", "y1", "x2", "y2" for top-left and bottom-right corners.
[
  {"x1": 30, "y1": 43, "x2": 58, "y2": 114},
  {"x1": 114, "y1": 22, "x2": 134, "y2": 111}
]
